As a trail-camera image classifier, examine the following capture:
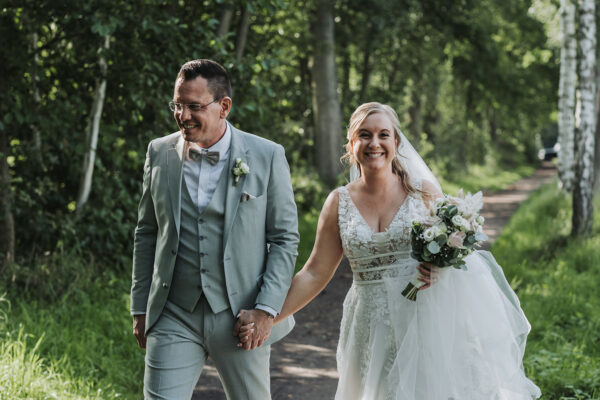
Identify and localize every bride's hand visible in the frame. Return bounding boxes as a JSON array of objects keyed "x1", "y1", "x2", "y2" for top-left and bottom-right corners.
[
  {"x1": 417, "y1": 262, "x2": 438, "y2": 290},
  {"x1": 236, "y1": 322, "x2": 256, "y2": 349}
]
